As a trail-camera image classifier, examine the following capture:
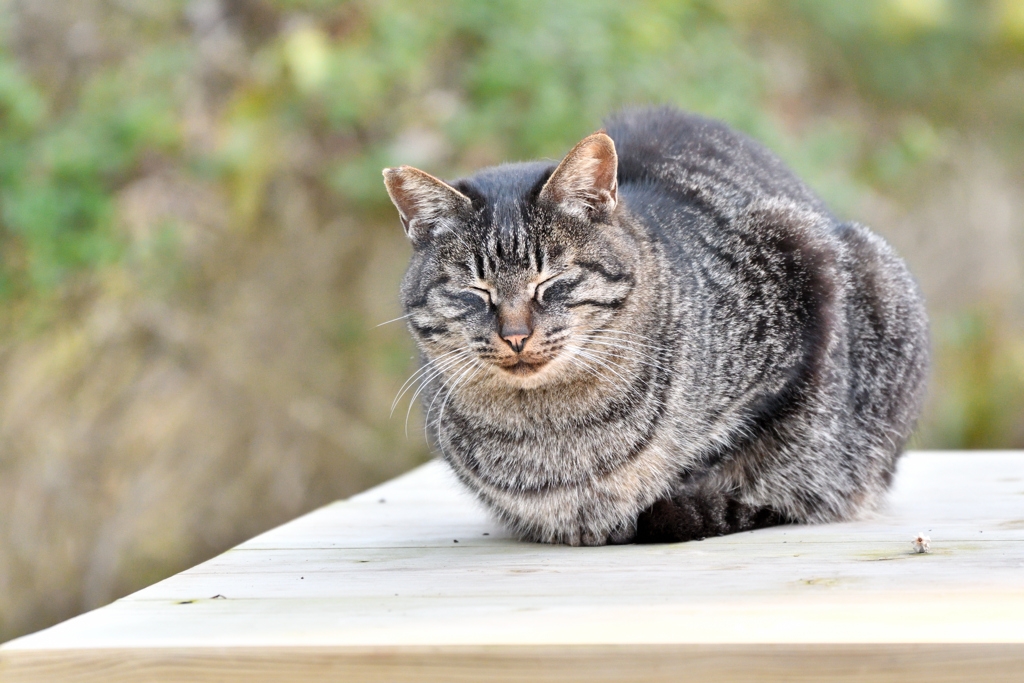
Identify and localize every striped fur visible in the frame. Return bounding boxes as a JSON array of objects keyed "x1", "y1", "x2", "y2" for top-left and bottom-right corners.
[{"x1": 384, "y1": 107, "x2": 929, "y2": 546}]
